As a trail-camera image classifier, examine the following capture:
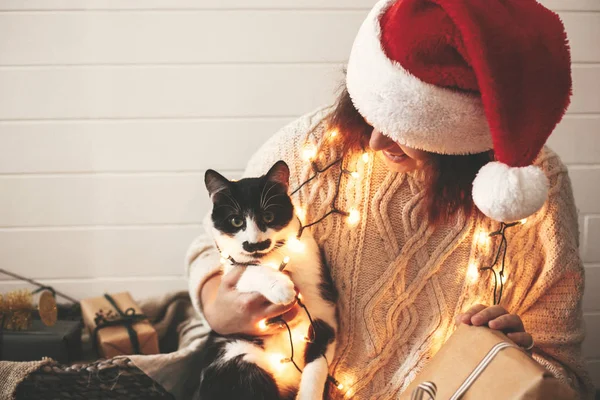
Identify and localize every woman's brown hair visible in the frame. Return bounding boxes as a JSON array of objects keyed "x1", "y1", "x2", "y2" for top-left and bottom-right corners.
[{"x1": 327, "y1": 88, "x2": 493, "y2": 225}]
